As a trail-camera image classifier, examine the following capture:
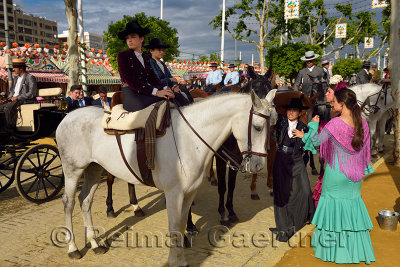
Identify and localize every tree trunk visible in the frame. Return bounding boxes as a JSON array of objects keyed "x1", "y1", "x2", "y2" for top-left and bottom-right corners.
[
  {"x1": 390, "y1": 0, "x2": 400, "y2": 165},
  {"x1": 64, "y1": 0, "x2": 79, "y2": 90},
  {"x1": 259, "y1": 23, "x2": 265, "y2": 75}
]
